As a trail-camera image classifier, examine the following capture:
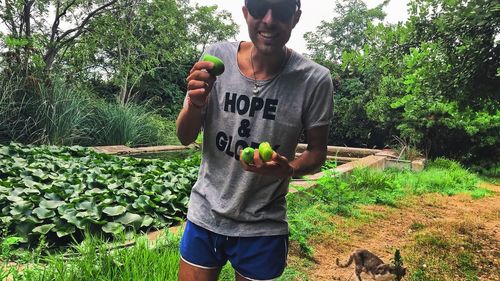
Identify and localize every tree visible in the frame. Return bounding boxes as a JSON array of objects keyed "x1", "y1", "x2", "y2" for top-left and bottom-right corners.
[
  {"x1": 185, "y1": 3, "x2": 239, "y2": 57},
  {"x1": 305, "y1": 0, "x2": 499, "y2": 165},
  {"x1": 304, "y1": 0, "x2": 387, "y2": 62},
  {"x1": 367, "y1": 0, "x2": 500, "y2": 162},
  {"x1": 304, "y1": 0, "x2": 390, "y2": 148},
  {"x1": 63, "y1": 0, "x2": 238, "y2": 108},
  {"x1": 0, "y1": 0, "x2": 119, "y2": 75}
]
